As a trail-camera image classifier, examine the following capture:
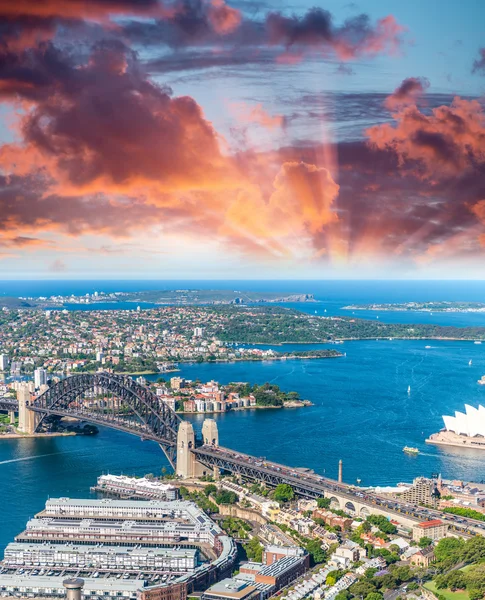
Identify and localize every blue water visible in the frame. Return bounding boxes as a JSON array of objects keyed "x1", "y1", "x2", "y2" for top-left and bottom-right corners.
[
  {"x1": 3, "y1": 279, "x2": 485, "y2": 326},
  {"x1": 1, "y1": 281, "x2": 485, "y2": 553}
]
